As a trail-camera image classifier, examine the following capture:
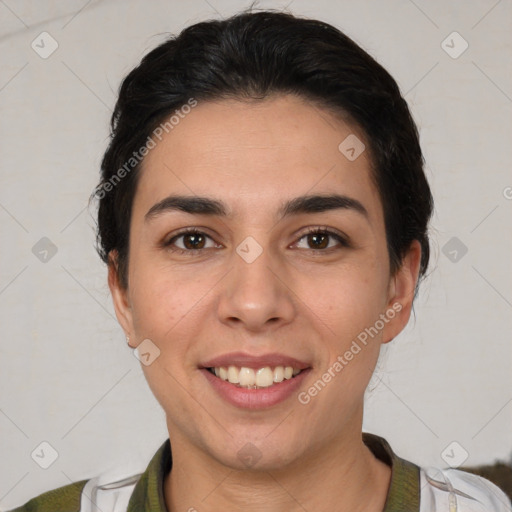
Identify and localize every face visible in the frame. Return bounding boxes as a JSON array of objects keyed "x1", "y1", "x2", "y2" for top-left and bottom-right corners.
[{"x1": 109, "y1": 94, "x2": 420, "y2": 470}]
